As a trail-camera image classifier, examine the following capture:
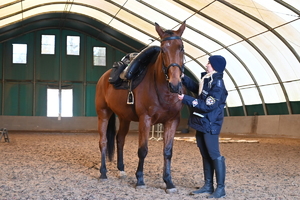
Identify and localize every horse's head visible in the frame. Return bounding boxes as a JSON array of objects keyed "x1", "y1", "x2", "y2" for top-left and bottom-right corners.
[{"x1": 155, "y1": 21, "x2": 186, "y2": 94}]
